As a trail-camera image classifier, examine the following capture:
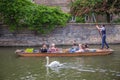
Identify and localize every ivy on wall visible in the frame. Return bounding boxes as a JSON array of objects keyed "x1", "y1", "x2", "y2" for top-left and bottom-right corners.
[{"x1": 0, "y1": 0, "x2": 69, "y2": 34}]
